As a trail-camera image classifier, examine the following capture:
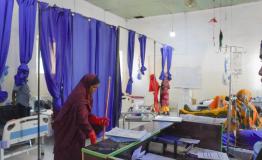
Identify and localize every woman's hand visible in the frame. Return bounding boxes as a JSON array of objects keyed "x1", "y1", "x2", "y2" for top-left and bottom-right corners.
[
  {"x1": 88, "y1": 130, "x2": 97, "y2": 144},
  {"x1": 89, "y1": 115, "x2": 109, "y2": 126},
  {"x1": 98, "y1": 117, "x2": 109, "y2": 126}
]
